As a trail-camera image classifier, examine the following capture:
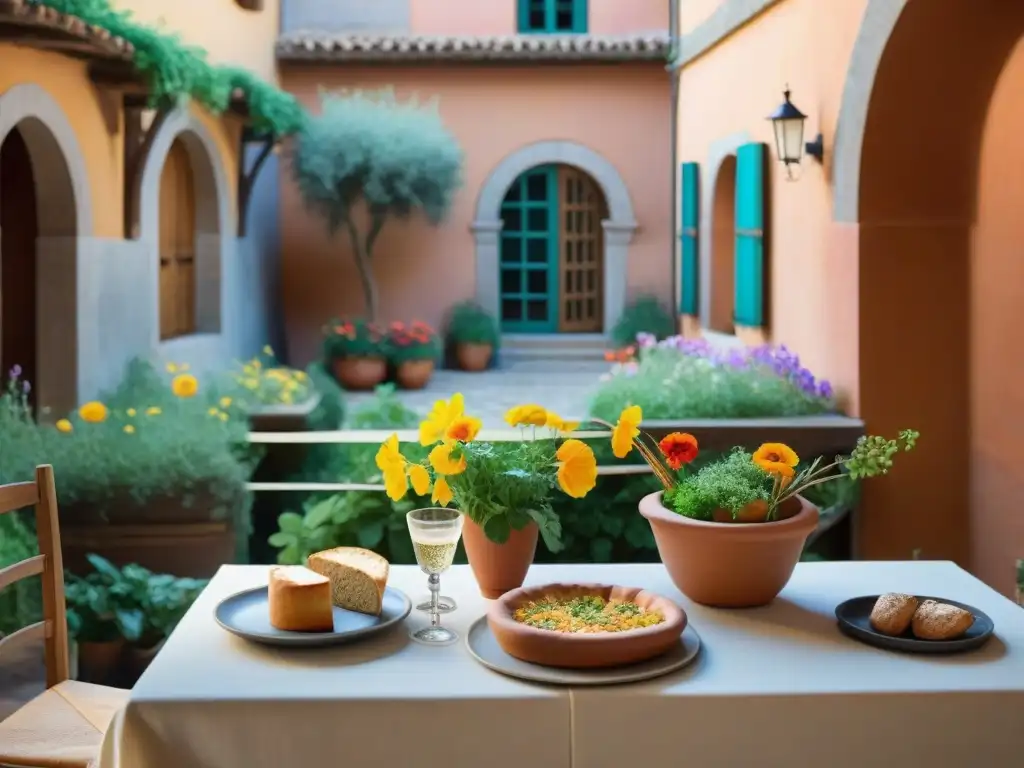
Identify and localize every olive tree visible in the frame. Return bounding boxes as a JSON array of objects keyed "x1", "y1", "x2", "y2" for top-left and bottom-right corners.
[{"x1": 291, "y1": 90, "x2": 464, "y2": 321}]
